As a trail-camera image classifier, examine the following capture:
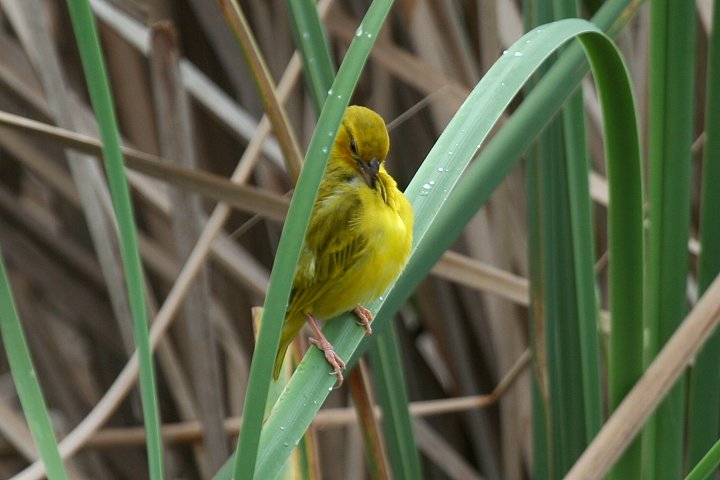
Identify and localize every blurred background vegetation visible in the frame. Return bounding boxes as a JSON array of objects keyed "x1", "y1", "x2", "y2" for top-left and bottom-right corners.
[{"x1": 0, "y1": 0, "x2": 717, "y2": 479}]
